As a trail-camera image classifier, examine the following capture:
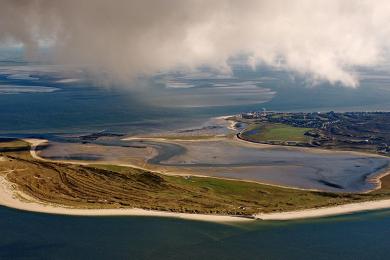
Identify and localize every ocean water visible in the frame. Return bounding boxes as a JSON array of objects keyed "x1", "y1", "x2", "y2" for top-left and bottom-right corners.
[
  {"x1": 1, "y1": 57, "x2": 390, "y2": 134},
  {"x1": 2, "y1": 52, "x2": 390, "y2": 259},
  {"x1": 1, "y1": 206, "x2": 390, "y2": 259}
]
